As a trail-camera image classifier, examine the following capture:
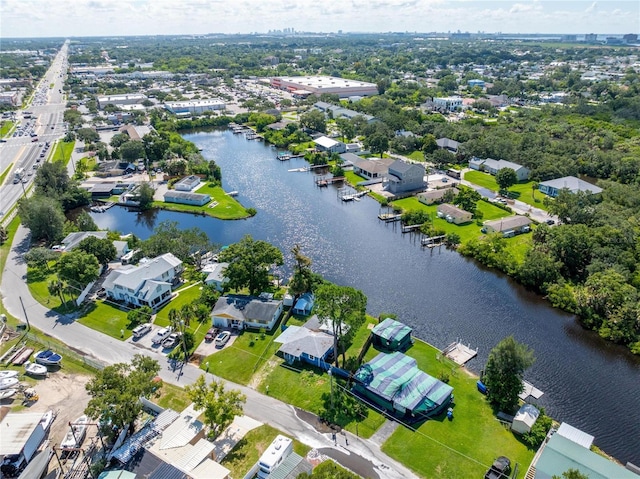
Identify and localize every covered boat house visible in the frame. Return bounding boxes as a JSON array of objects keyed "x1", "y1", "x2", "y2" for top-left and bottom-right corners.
[
  {"x1": 371, "y1": 318, "x2": 413, "y2": 352},
  {"x1": 352, "y1": 352, "x2": 453, "y2": 419}
]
